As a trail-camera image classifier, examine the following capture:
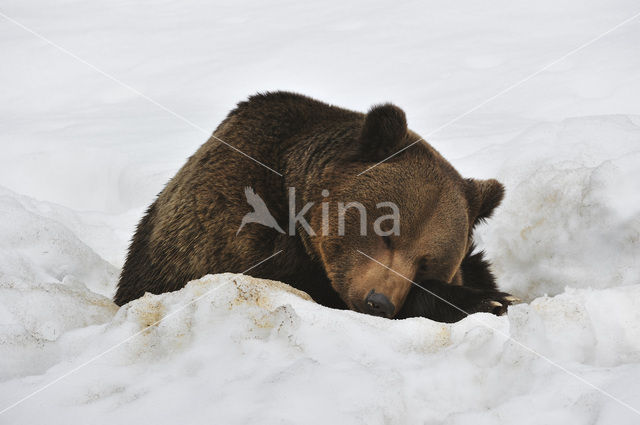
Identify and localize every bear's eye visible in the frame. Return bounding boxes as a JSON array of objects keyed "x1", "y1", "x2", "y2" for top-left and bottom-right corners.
[
  {"x1": 382, "y1": 235, "x2": 393, "y2": 250},
  {"x1": 418, "y1": 259, "x2": 429, "y2": 273}
]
